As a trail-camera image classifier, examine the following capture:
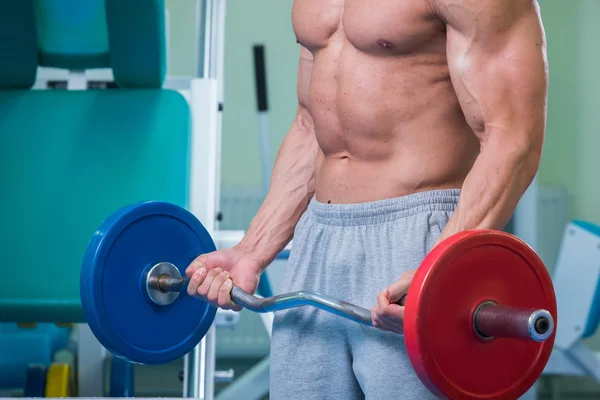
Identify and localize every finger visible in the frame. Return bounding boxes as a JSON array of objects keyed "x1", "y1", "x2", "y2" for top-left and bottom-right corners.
[
  {"x1": 377, "y1": 289, "x2": 391, "y2": 308},
  {"x1": 374, "y1": 305, "x2": 404, "y2": 333},
  {"x1": 376, "y1": 292, "x2": 401, "y2": 328},
  {"x1": 374, "y1": 315, "x2": 403, "y2": 334},
  {"x1": 197, "y1": 267, "x2": 223, "y2": 297},
  {"x1": 378, "y1": 303, "x2": 405, "y2": 330},
  {"x1": 378, "y1": 300, "x2": 404, "y2": 322},
  {"x1": 207, "y1": 270, "x2": 230, "y2": 303},
  {"x1": 187, "y1": 266, "x2": 207, "y2": 297},
  {"x1": 372, "y1": 307, "x2": 399, "y2": 333},
  {"x1": 377, "y1": 290, "x2": 403, "y2": 322},
  {"x1": 386, "y1": 279, "x2": 410, "y2": 304},
  {"x1": 186, "y1": 255, "x2": 207, "y2": 278},
  {"x1": 218, "y1": 279, "x2": 235, "y2": 309}
]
